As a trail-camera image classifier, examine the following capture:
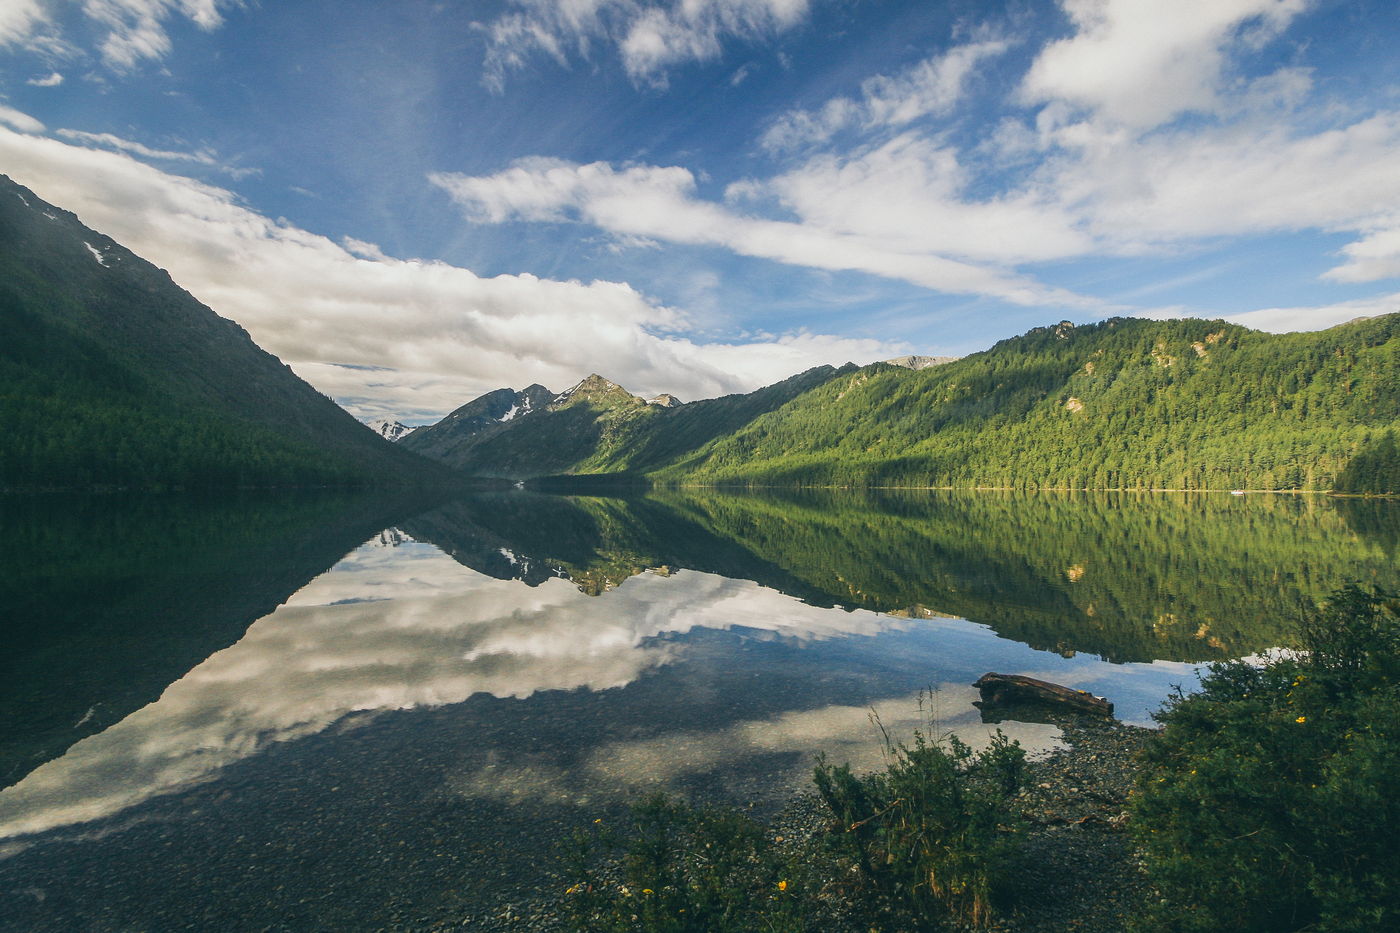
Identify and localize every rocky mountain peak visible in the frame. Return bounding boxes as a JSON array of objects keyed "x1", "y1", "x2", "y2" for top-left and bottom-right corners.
[
  {"x1": 884, "y1": 355, "x2": 958, "y2": 371},
  {"x1": 553, "y1": 374, "x2": 643, "y2": 409}
]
